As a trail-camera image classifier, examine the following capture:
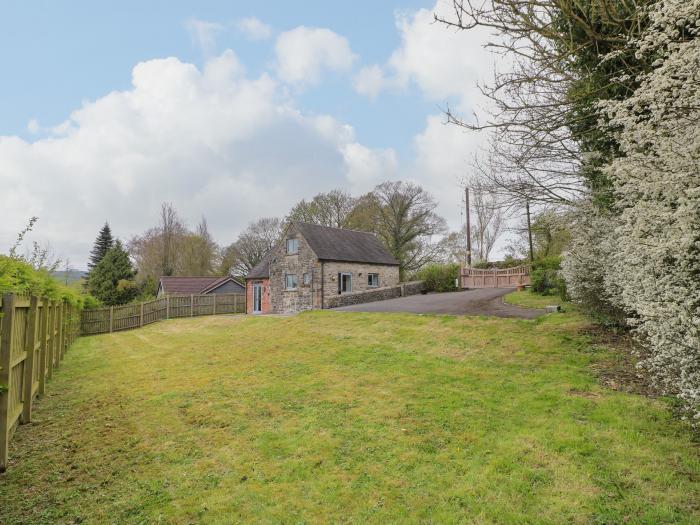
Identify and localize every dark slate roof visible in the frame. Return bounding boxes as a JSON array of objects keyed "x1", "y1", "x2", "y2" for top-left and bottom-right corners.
[
  {"x1": 297, "y1": 222, "x2": 399, "y2": 265},
  {"x1": 246, "y1": 251, "x2": 273, "y2": 279},
  {"x1": 159, "y1": 276, "x2": 243, "y2": 294},
  {"x1": 200, "y1": 276, "x2": 244, "y2": 293}
]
